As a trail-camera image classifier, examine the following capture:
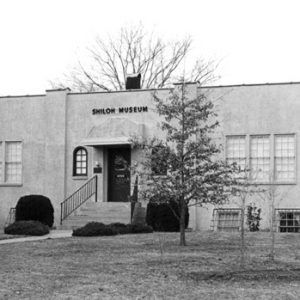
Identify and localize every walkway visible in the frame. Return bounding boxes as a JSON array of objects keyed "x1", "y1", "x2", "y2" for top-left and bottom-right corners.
[{"x1": 0, "y1": 230, "x2": 72, "y2": 245}]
